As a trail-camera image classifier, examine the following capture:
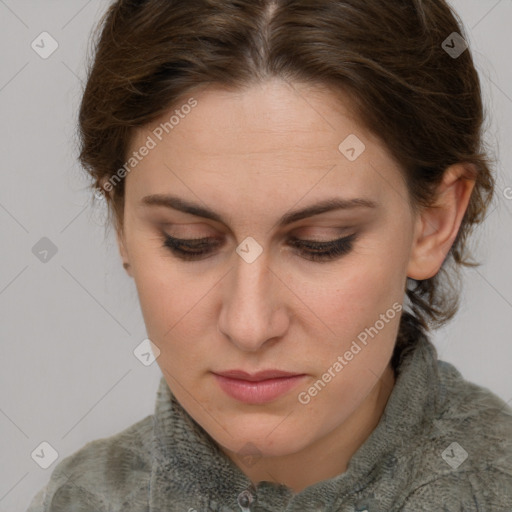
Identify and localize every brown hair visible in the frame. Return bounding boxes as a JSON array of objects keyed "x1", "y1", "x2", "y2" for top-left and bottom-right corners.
[{"x1": 78, "y1": 0, "x2": 495, "y2": 370}]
